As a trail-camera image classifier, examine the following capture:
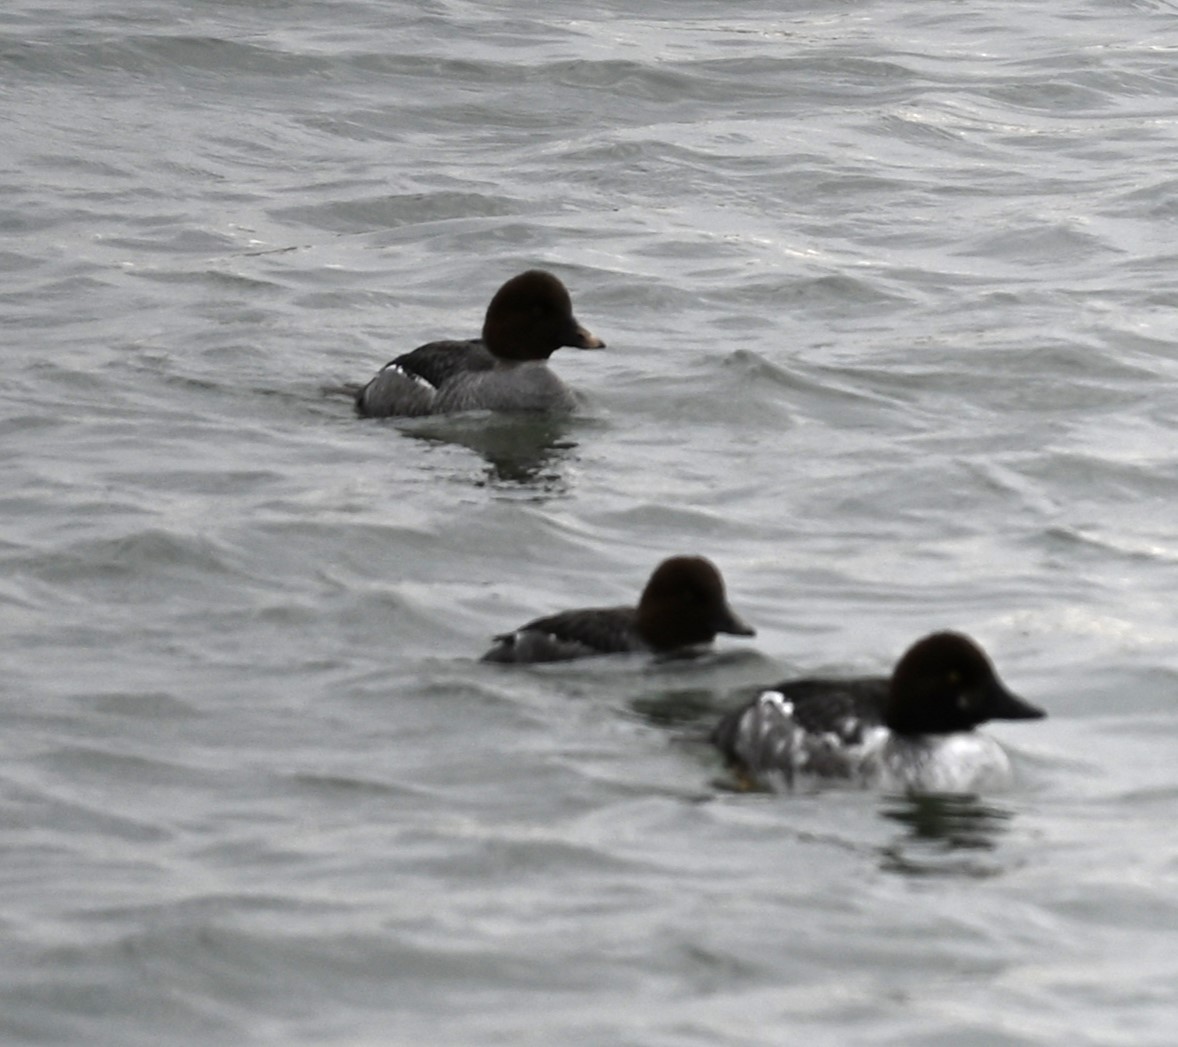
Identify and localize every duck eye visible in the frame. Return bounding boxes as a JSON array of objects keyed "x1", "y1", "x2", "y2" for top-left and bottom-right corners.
[{"x1": 946, "y1": 670, "x2": 961, "y2": 686}]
